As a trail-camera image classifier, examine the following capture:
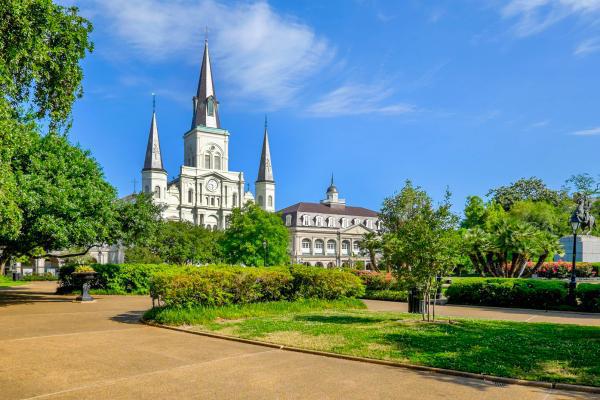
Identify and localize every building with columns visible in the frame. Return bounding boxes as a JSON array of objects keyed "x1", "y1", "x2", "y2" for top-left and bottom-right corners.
[
  {"x1": 141, "y1": 39, "x2": 275, "y2": 228},
  {"x1": 279, "y1": 178, "x2": 380, "y2": 268}
]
